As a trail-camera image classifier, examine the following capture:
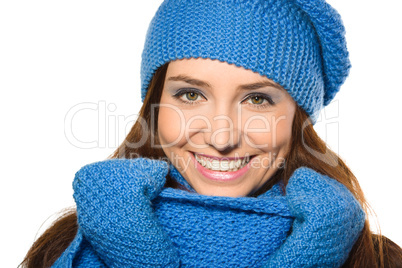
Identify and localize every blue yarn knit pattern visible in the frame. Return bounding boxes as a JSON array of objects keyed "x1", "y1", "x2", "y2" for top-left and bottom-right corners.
[
  {"x1": 52, "y1": 158, "x2": 365, "y2": 267},
  {"x1": 141, "y1": 0, "x2": 351, "y2": 122}
]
